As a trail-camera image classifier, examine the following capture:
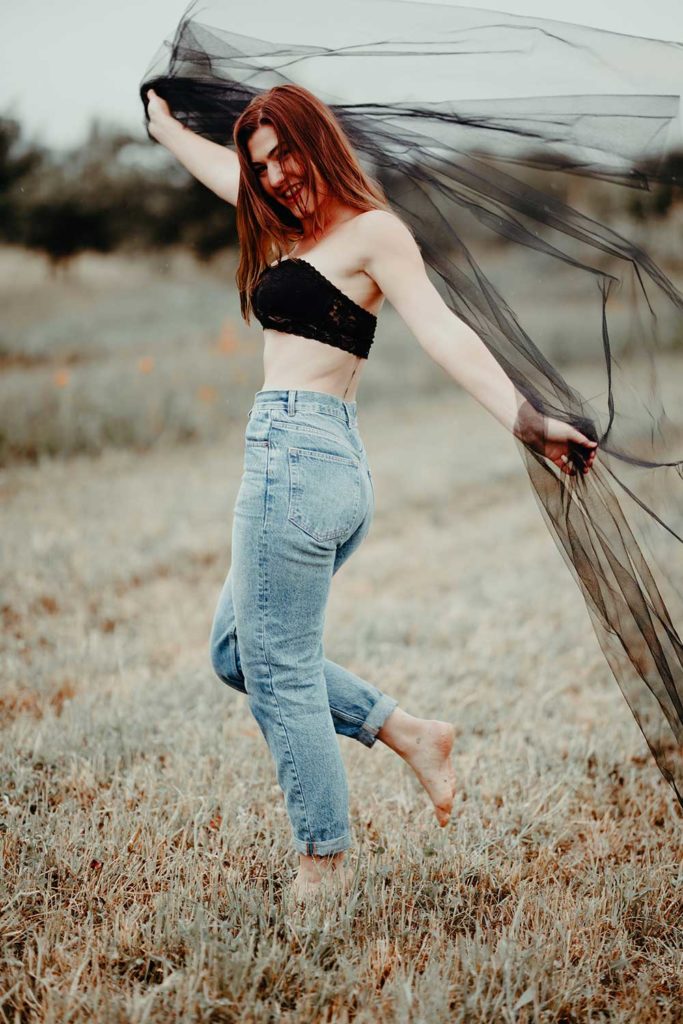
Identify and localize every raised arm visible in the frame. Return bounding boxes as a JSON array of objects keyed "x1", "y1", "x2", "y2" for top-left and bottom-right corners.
[
  {"x1": 146, "y1": 89, "x2": 240, "y2": 207},
  {"x1": 359, "y1": 210, "x2": 597, "y2": 476}
]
